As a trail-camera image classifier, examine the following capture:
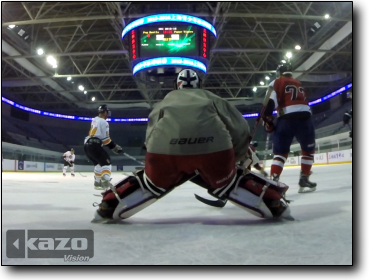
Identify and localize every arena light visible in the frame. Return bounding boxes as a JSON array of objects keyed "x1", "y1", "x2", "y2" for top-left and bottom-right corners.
[
  {"x1": 37, "y1": 48, "x2": 44, "y2": 55},
  {"x1": 52, "y1": 64, "x2": 57, "y2": 68},
  {"x1": 133, "y1": 57, "x2": 207, "y2": 75},
  {"x1": 122, "y1": 14, "x2": 217, "y2": 39},
  {"x1": 281, "y1": 60, "x2": 286, "y2": 63},
  {"x1": 252, "y1": 87, "x2": 257, "y2": 92},
  {"x1": 78, "y1": 85, "x2": 84, "y2": 91},
  {"x1": 324, "y1": 14, "x2": 330, "y2": 19},
  {"x1": 67, "y1": 76, "x2": 72, "y2": 81},
  {"x1": 260, "y1": 81, "x2": 265, "y2": 86},
  {"x1": 8, "y1": 25, "x2": 15, "y2": 29},
  {"x1": 1, "y1": 83, "x2": 353, "y2": 121},
  {"x1": 286, "y1": 52, "x2": 292, "y2": 59},
  {"x1": 84, "y1": 91, "x2": 87, "y2": 94},
  {"x1": 46, "y1": 55, "x2": 57, "y2": 66},
  {"x1": 265, "y1": 76, "x2": 270, "y2": 80},
  {"x1": 295, "y1": 45, "x2": 301, "y2": 50},
  {"x1": 91, "y1": 97, "x2": 95, "y2": 101}
]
